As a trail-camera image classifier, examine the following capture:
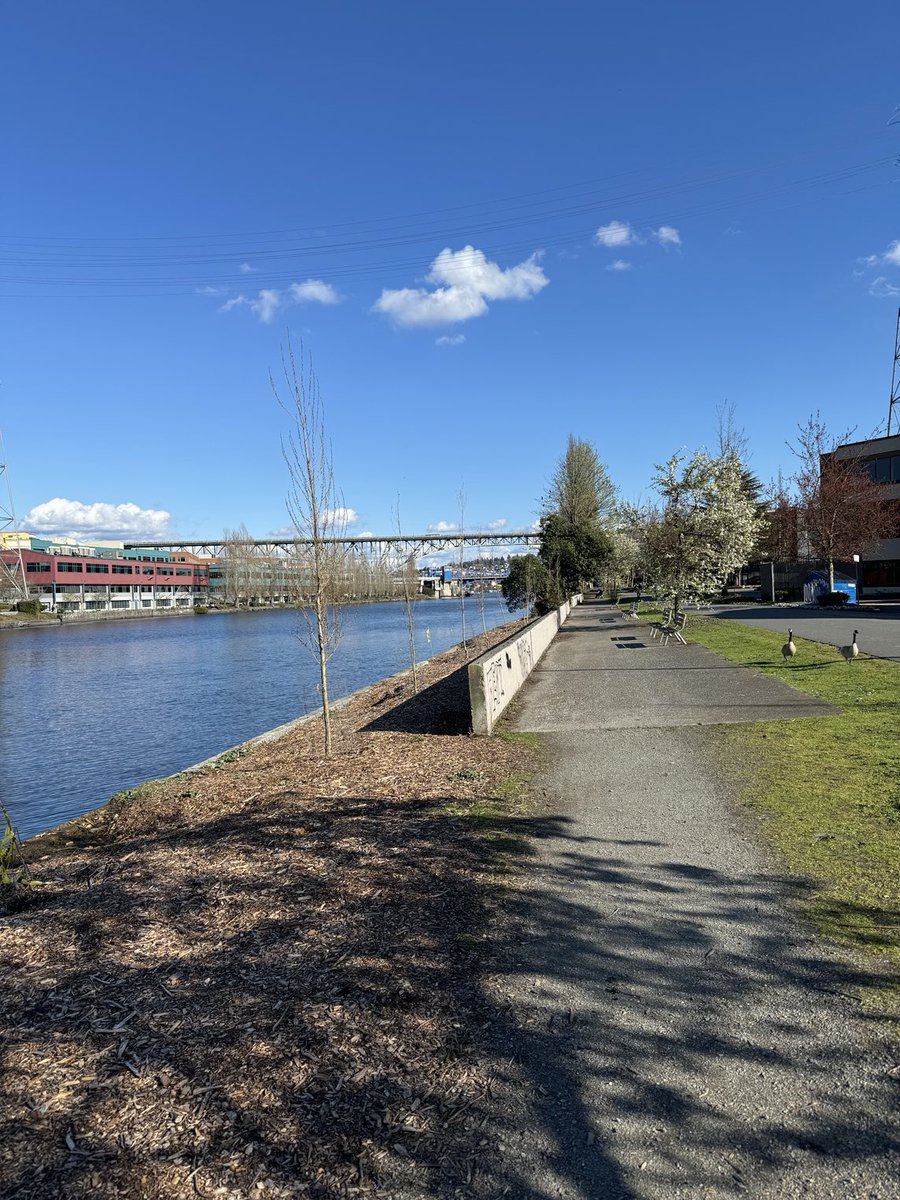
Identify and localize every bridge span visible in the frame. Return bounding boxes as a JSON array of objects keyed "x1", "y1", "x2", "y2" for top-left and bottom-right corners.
[{"x1": 125, "y1": 530, "x2": 541, "y2": 558}]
